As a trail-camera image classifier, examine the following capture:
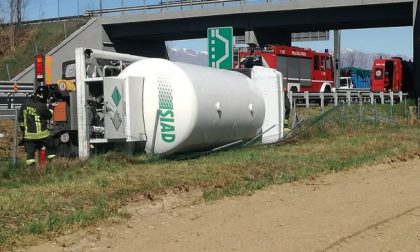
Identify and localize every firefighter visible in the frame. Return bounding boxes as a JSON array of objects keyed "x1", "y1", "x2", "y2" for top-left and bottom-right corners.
[
  {"x1": 18, "y1": 86, "x2": 56, "y2": 166},
  {"x1": 284, "y1": 92, "x2": 291, "y2": 128},
  {"x1": 284, "y1": 92, "x2": 291, "y2": 133}
]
